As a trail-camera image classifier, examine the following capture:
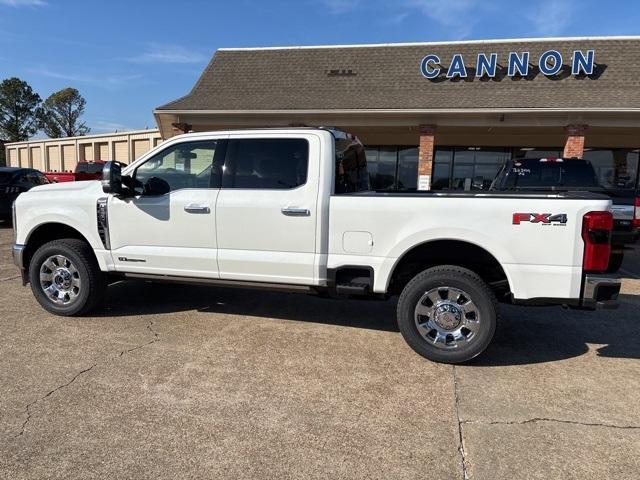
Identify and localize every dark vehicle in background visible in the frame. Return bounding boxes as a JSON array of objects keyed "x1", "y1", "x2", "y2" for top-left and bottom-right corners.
[
  {"x1": 45, "y1": 160, "x2": 105, "y2": 183},
  {"x1": 490, "y1": 157, "x2": 639, "y2": 272},
  {"x1": 0, "y1": 167, "x2": 50, "y2": 223}
]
